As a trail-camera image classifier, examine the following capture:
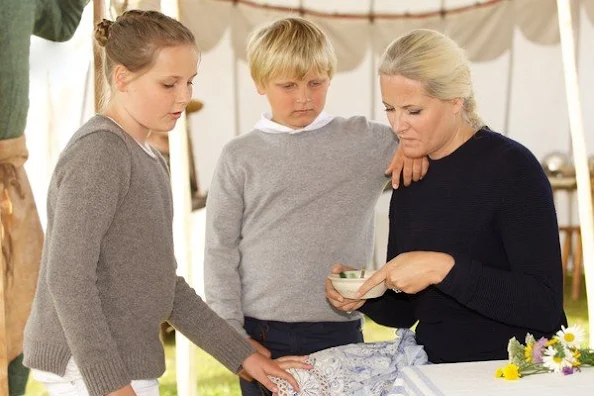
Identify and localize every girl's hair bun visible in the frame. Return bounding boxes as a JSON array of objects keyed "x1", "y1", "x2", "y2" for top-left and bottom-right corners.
[{"x1": 94, "y1": 18, "x2": 114, "y2": 47}]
